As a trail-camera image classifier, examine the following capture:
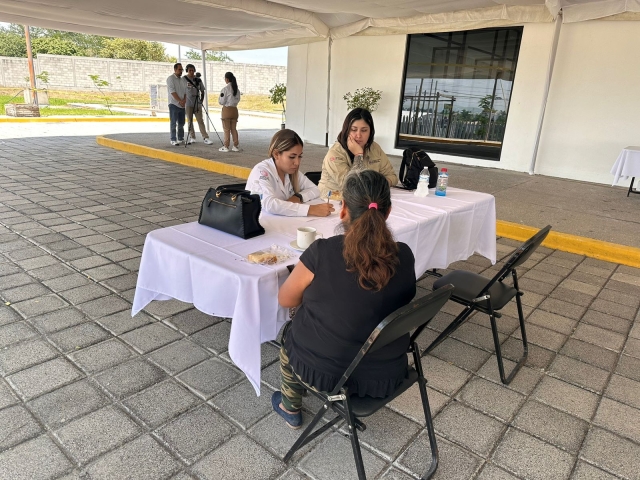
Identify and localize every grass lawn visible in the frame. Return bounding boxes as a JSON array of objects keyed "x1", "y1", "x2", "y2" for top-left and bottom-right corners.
[{"x1": 0, "y1": 87, "x2": 281, "y2": 115}]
